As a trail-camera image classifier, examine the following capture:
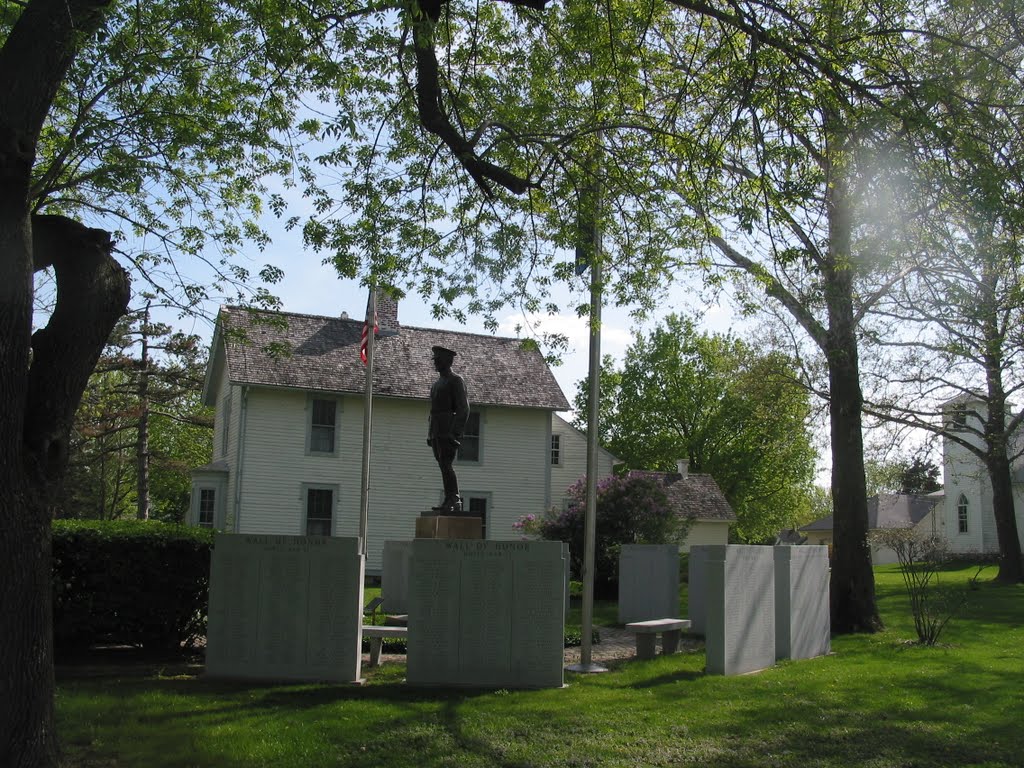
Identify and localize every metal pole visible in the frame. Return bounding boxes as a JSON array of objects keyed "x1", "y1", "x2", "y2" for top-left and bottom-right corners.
[
  {"x1": 568, "y1": 166, "x2": 607, "y2": 674},
  {"x1": 358, "y1": 285, "x2": 376, "y2": 557}
]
